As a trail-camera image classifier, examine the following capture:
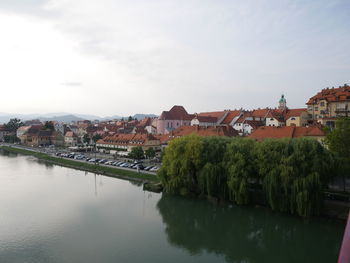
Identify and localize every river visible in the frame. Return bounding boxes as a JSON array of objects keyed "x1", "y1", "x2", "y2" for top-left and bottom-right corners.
[{"x1": 0, "y1": 150, "x2": 345, "y2": 263}]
